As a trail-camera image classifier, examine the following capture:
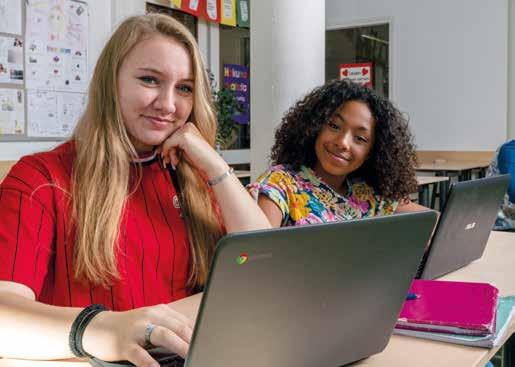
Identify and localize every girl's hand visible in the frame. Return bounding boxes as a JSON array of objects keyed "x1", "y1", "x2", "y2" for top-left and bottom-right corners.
[
  {"x1": 82, "y1": 303, "x2": 194, "y2": 367},
  {"x1": 159, "y1": 122, "x2": 229, "y2": 180}
]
